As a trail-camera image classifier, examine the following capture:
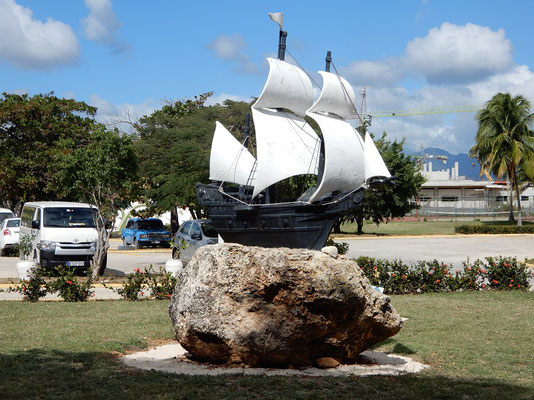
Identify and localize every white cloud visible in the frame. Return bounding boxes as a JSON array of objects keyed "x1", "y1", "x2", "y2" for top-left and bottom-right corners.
[
  {"x1": 341, "y1": 59, "x2": 403, "y2": 87},
  {"x1": 82, "y1": 0, "x2": 128, "y2": 54},
  {"x1": 405, "y1": 23, "x2": 513, "y2": 83},
  {"x1": 88, "y1": 94, "x2": 158, "y2": 133},
  {"x1": 0, "y1": 0, "x2": 79, "y2": 69},
  {"x1": 207, "y1": 34, "x2": 260, "y2": 75},
  {"x1": 335, "y1": 22, "x2": 534, "y2": 154},
  {"x1": 205, "y1": 93, "x2": 253, "y2": 106}
]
